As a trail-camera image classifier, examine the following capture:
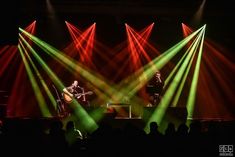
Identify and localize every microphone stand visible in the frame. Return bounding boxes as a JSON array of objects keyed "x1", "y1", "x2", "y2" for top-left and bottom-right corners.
[{"x1": 81, "y1": 87, "x2": 86, "y2": 102}]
